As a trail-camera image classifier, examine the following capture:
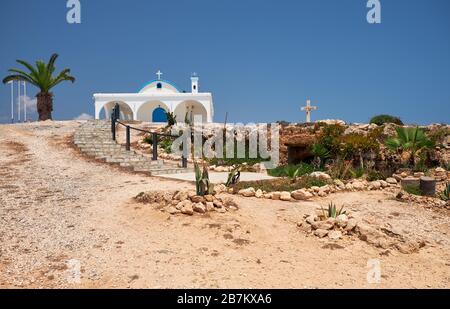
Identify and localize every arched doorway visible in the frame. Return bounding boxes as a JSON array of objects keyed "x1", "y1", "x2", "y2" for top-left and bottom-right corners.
[
  {"x1": 136, "y1": 101, "x2": 169, "y2": 123},
  {"x1": 152, "y1": 107, "x2": 167, "y2": 122},
  {"x1": 174, "y1": 100, "x2": 208, "y2": 123},
  {"x1": 100, "y1": 101, "x2": 134, "y2": 120}
]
